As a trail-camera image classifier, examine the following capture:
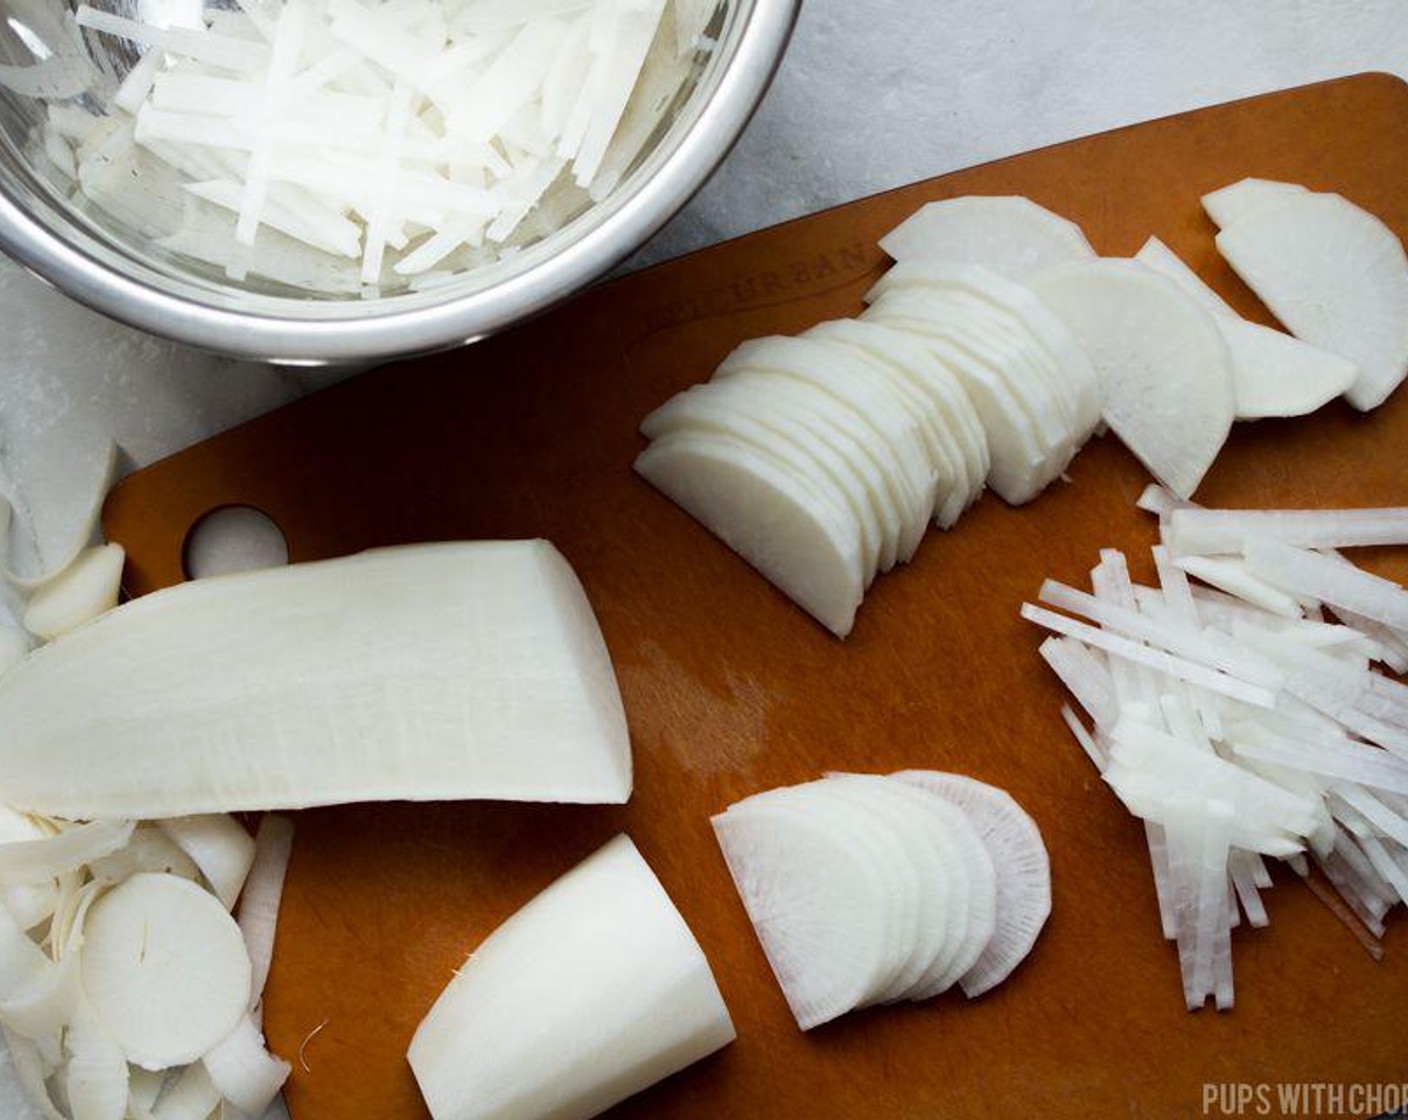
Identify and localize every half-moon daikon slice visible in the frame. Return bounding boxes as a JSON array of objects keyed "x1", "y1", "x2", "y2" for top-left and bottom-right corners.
[{"x1": 879, "y1": 196, "x2": 1095, "y2": 280}]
